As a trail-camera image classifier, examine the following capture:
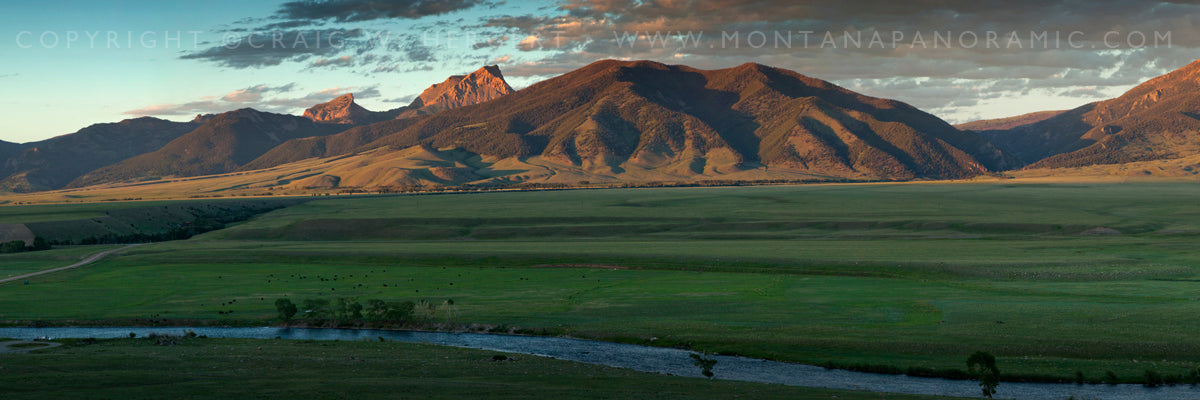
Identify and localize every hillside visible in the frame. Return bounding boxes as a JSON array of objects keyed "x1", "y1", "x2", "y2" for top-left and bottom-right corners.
[
  {"x1": 303, "y1": 93, "x2": 374, "y2": 124},
  {"x1": 0, "y1": 118, "x2": 199, "y2": 192},
  {"x1": 397, "y1": 65, "x2": 515, "y2": 118},
  {"x1": 301, "y1": 93, "x2": 404, "y2": 125},
  {"x1": 955, "y1": 110, "x2": 1066, "y2": 132},
  {"x1": 19, "y1": 61, "x2": 1018, "y2": 194},
  {"x1": 67, "y1": 109, "x2": 348, "y2": 187},
  {"x1": 258, "y1": 60, "x2": 1013, "y2": 184},
  {"x1": 247, "y1": 66, "x2": 515, "y2": 169},
  {"x1": 983, "y1": 59, "x2": 1200, "y2": 167},
  {"x1": 0, "y1": 140, "x2": 21, "y2": 165}
]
